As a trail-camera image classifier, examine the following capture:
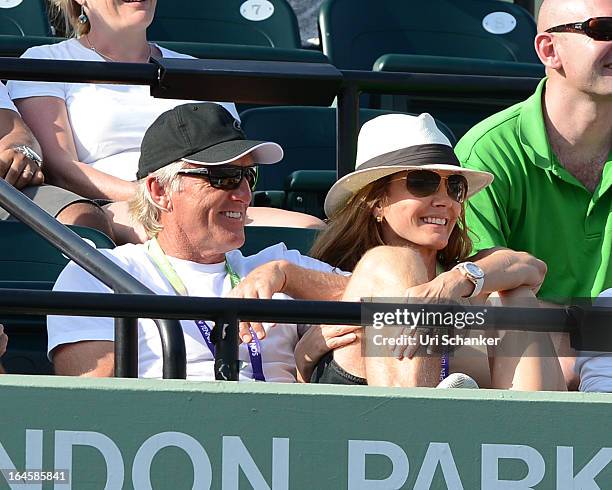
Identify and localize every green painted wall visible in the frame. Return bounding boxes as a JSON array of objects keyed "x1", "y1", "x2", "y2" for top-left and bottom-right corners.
[{"x1": 0, "y1": 376, "x2": 610, "y2": 489}]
